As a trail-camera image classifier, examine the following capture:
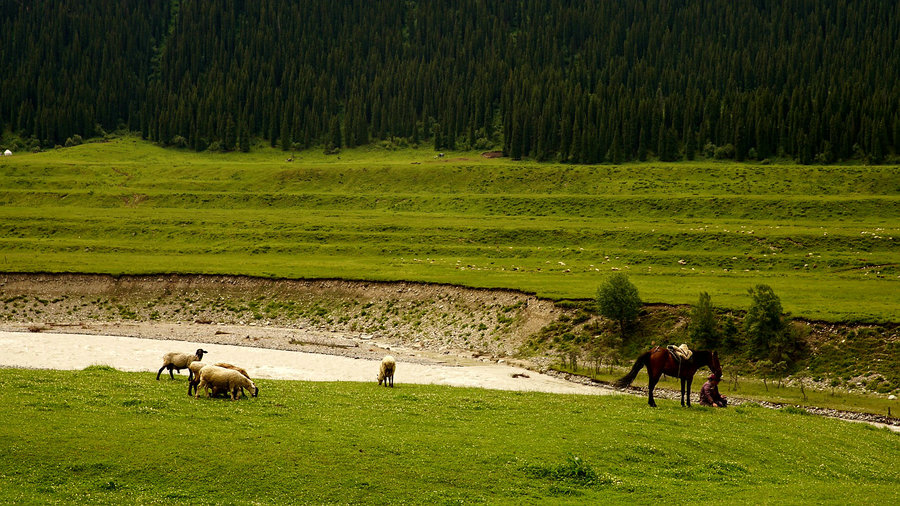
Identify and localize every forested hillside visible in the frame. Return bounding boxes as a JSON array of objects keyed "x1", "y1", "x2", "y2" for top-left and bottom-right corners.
[
  {"x1": 0, "y1": 1, "x2": 171, "y2": 143},
  {"x1": 2, "y1": 0, "x2": 899, "y2": 163}
]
